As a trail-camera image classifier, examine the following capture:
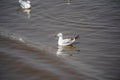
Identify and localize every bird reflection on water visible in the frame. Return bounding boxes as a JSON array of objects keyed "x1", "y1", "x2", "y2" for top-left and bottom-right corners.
[
  {"x1": 56, "y1": 45, "x2": 80, "y2": 57},
  {"x1": 17, "y1": 8, "x2": 31, "y2": 18},
  {"x1": 66, "y1": 0, "x2": 71, "y2": 4}
]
